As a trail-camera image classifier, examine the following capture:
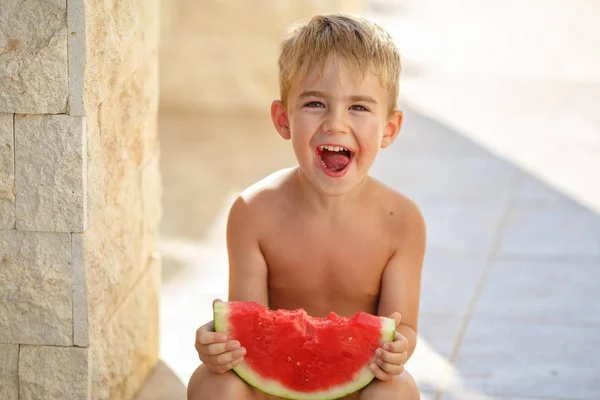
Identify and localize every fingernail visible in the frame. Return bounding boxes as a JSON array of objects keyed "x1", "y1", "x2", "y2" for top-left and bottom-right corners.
[
  {"x1": 218, "y1": 335, "x2": 227, "y2": 342},
  {"x1": 384, "y1": 344, "x2": 390, "y2": 350},
  {"x1": 230, "y1": 341, "x2": 240, "y2": 350},
  {"x1": 370, "y1": 363, "x2": 377, "y2": 370},
  {"x1": 375, "y1": 349, "x2": 382, "y2": 356},
  {"x1": 377, "y1": 358, "x2": 383, "y2": 366},
  {"x1": 236, "y1": 348, "x2": 246, "y2": 357}
]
